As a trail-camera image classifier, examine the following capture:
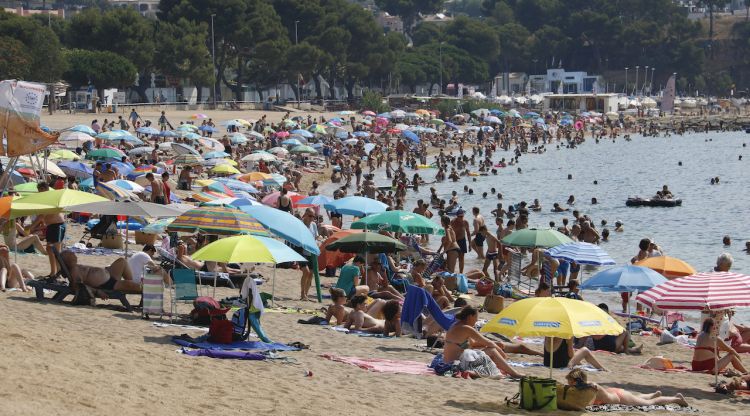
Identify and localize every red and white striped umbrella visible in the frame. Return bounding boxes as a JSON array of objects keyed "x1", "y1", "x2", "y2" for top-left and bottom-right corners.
[{"x1": 636, "y1": 272, "x2": 750, "y2": 311}]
